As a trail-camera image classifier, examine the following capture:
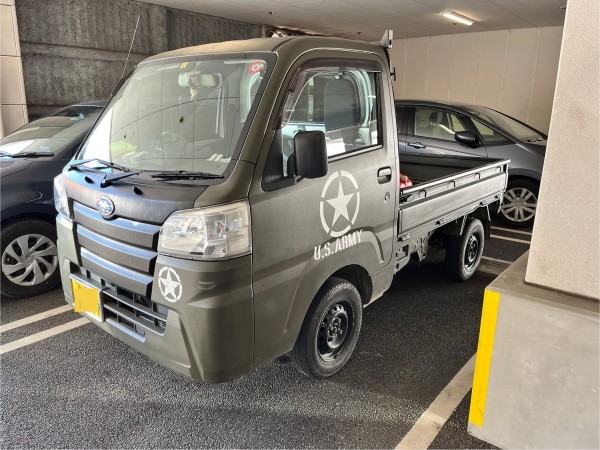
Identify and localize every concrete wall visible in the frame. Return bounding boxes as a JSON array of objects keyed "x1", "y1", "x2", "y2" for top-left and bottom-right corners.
[
  {"x1": 389, "y1": 26, "x2": 563, "y2": 133},
  {"x1": 15, "y1": 0, "x2": 263, "y2": 119},
  {"x1": 525, "y1": 0, "x2": 599, "y2": 300},
  {"x1": 1, "y1": 0, "x2": 28, "y2": 137}
]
